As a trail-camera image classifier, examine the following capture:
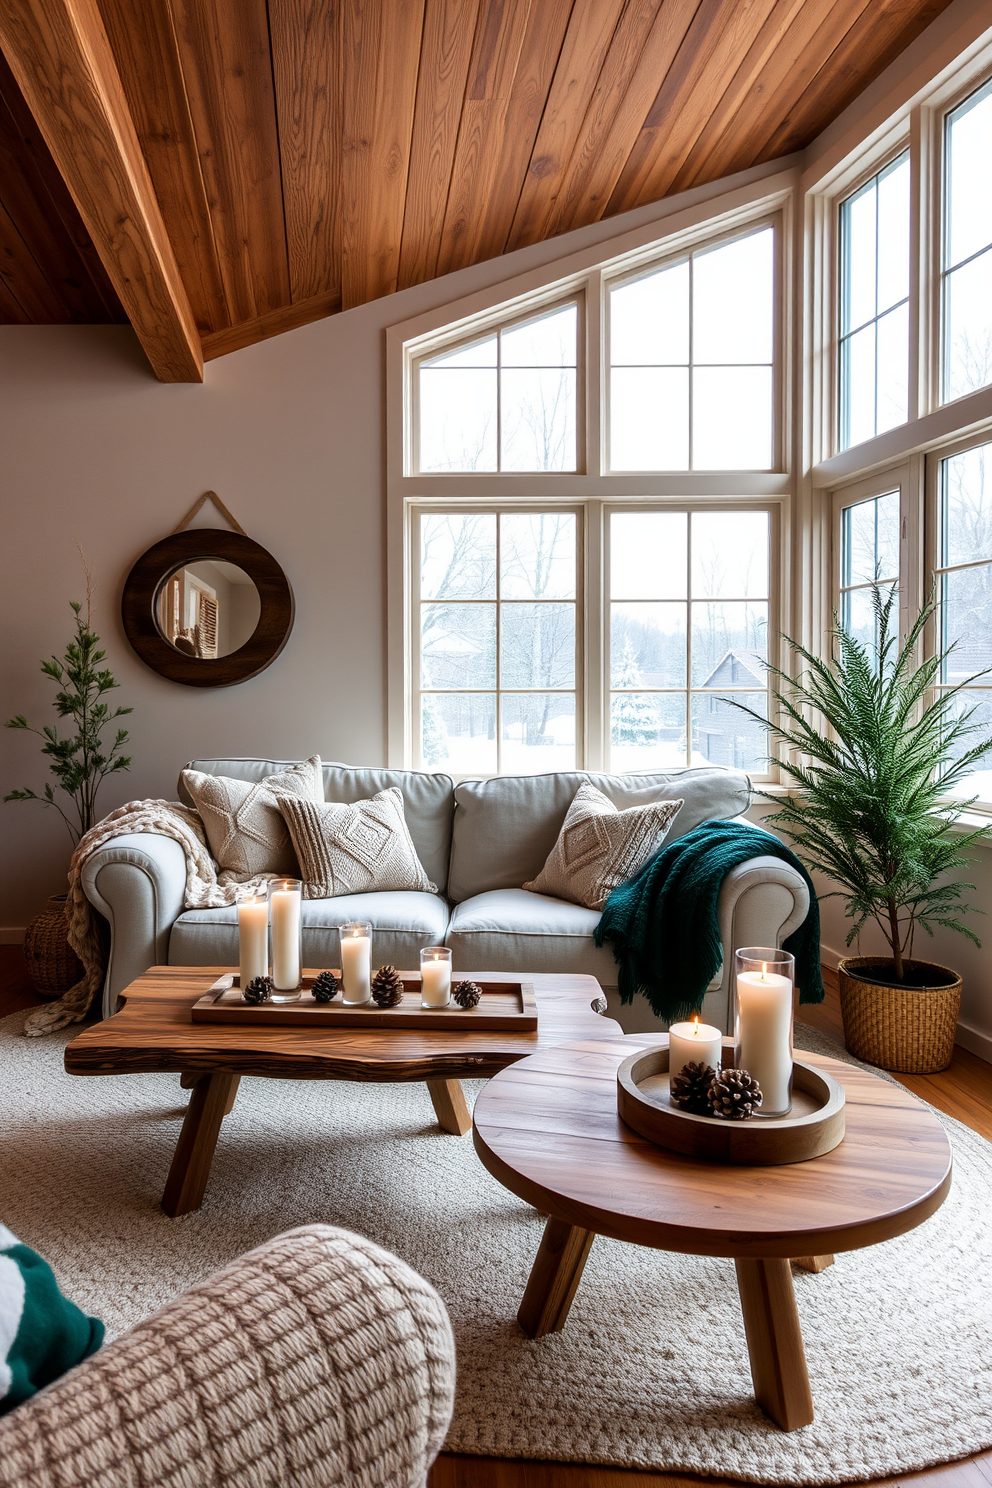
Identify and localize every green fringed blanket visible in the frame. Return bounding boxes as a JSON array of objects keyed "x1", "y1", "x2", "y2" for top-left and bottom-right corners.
[{"x1": 594, "y1": 819, "x2": 823, "y2": 1022}]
